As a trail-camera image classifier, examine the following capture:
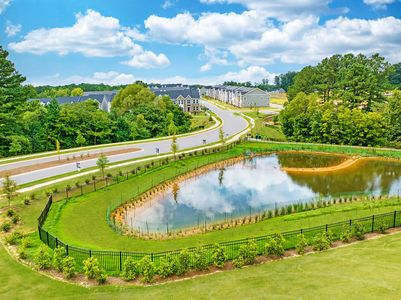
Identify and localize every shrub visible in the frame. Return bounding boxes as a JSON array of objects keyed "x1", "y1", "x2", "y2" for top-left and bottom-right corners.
[
  {"x1": 96, "y1": 271, "x2": 108, "y2": 284},
  {"x1": 30, "y1": 193, "x2": 36, "y2": 200},
  {"x1": 5, "y1": 231, "x2": 23, "y2": 245},
  {"x1": 265, "y1": 234, "x2": 285, "y2": 256},
  {"x1": 21, "y1": 237, "x2": 32, "y2": 248},
  {"x1": 121, "y1": 257, "x2": 140, "y2": 281},
  {"x1": 232, "y1": 255, "x2": 245, "y2": 268},
  {"x1": 158, "y1": 254, "x2": 177, "y2": 278},
  {"x1": 24, "y1": 199, "x2": 30, "y2": 205},
  {"x1": 376, "y1": 221, "x2": 387, "y2": 234},
  {"x1": 193, "y1": 246, "x2": 209, "y2": 271},
  {"x1": 238, "y1": 240, "x2": 258, "y2": 265},
  {"x1": 212, "y1": 244, "x2": 227, "y2": 268},
  {"x1": 340, "y1": 226, "x2": 352, "y2": 243},
  {"x1": 52, "y1": 187, "x2": 58, "y2": 194},
  {"x1": 139, "y1": 256, "x2": 156, "y2": 283},
  {"x1": 85, "y1": 179, "x2": 90, "y2": 184},
  {"x1": 53, "y1": 246, "x2": 67, "y2": 272},
  {"x1": 352, "y1": 222, "x2": 366, "y2": 240},
  {"x1": 296, "y1": 234, "x2": 308, "y2": 255},
  {"x1": 12, "y1": 214, "x2": 21, "y2": 224},
  {"x1": 177, "y1": 249, "x2": 191, "y2": 275},
  {"x1": 6, "y1": 209, "x2": 16, "y2": 217},
  {"x1": 313, "y1": 233, "x2": 331, "y2": 251},
  {"x1": 1, "y1": 222, "x2": 11, "y2": 232},
  {"x1": 83, "y1": 257, "x2": 100, "y2": 279},
  {"x1": 35, "y1": 246, "x2": 52, "y2": 269},
  {"x1": 62, "y1": 256, "x2": 76, "y2": 279},
  {"x1": 18, "y1": 246, "x2": 27, "y2": 259}
]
